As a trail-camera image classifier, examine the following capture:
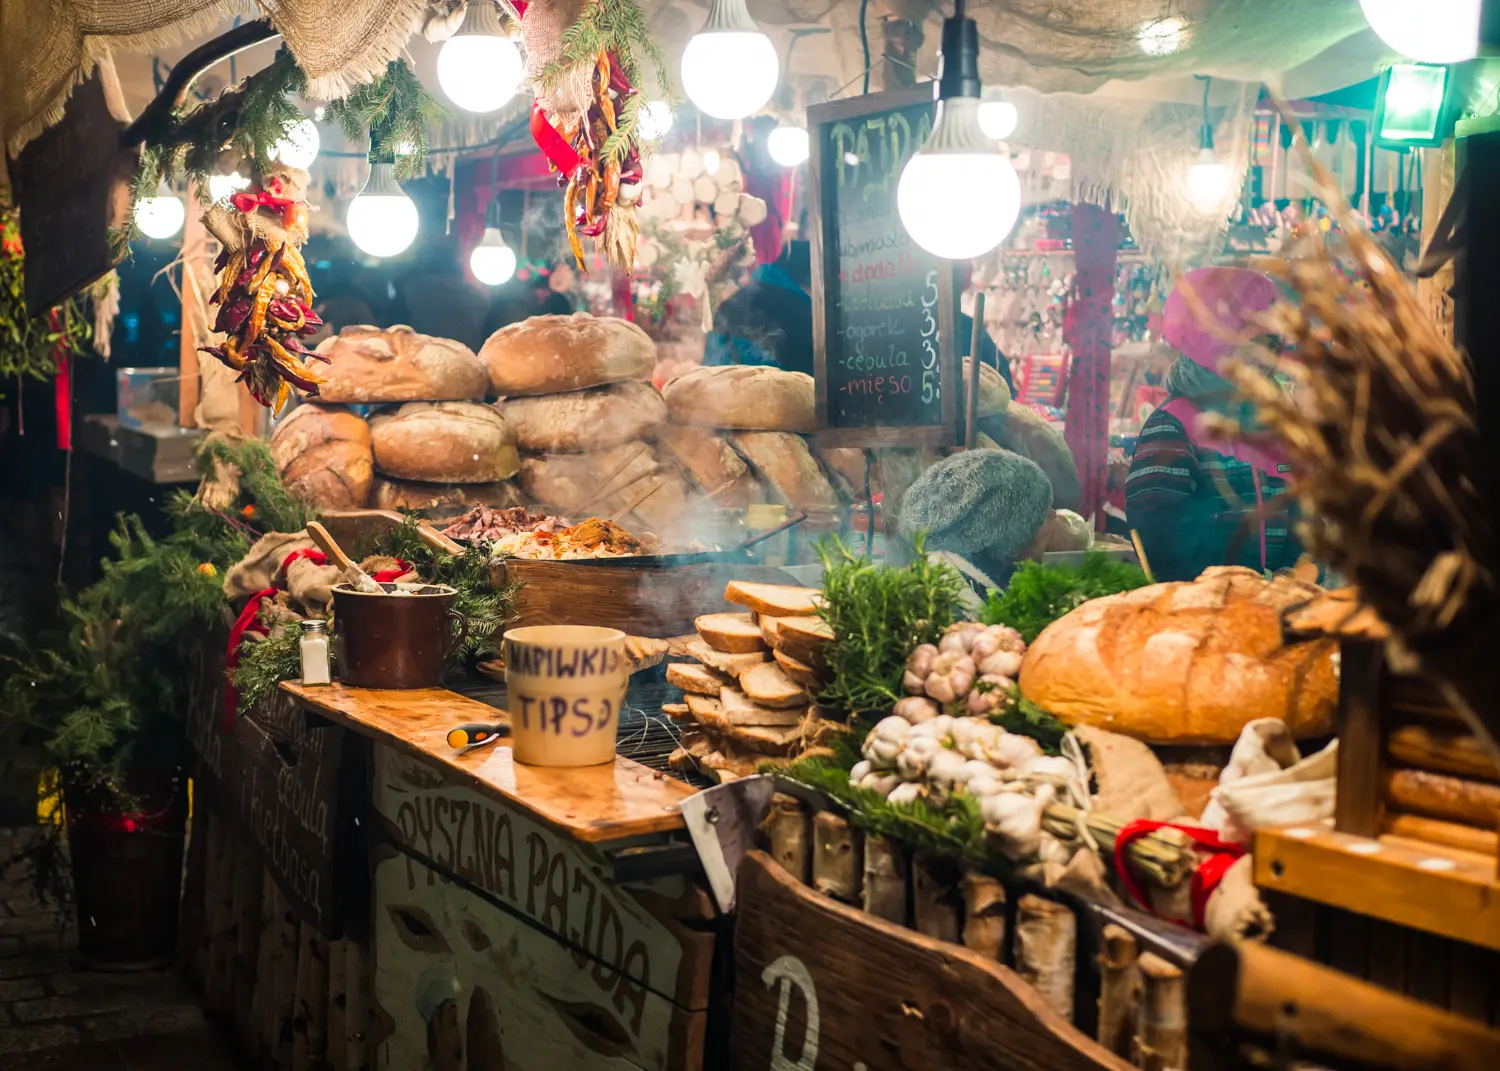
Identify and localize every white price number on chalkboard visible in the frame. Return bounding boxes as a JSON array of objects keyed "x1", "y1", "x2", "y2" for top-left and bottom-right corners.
[{"x1": 920, "y1": 269, "x2": 939, "y2": 405}]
